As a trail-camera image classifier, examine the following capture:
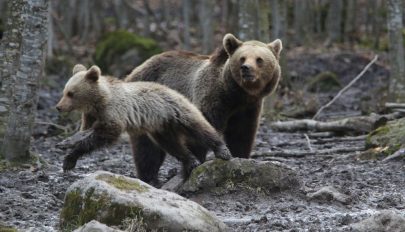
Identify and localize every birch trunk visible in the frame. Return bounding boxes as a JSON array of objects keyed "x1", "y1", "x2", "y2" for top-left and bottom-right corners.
[
  {"x1": 387, "y1": 0, "x2": 405, "y2": 102},
  {"x1": 237, "y1": 0, "x2": 257, "y2": 40},
  {"x1": 1, "y1": 0, "x2": 48, "y2": 161},
  {"x1": 199, "y1": 0, "x2": 214, "y2": 54}
]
